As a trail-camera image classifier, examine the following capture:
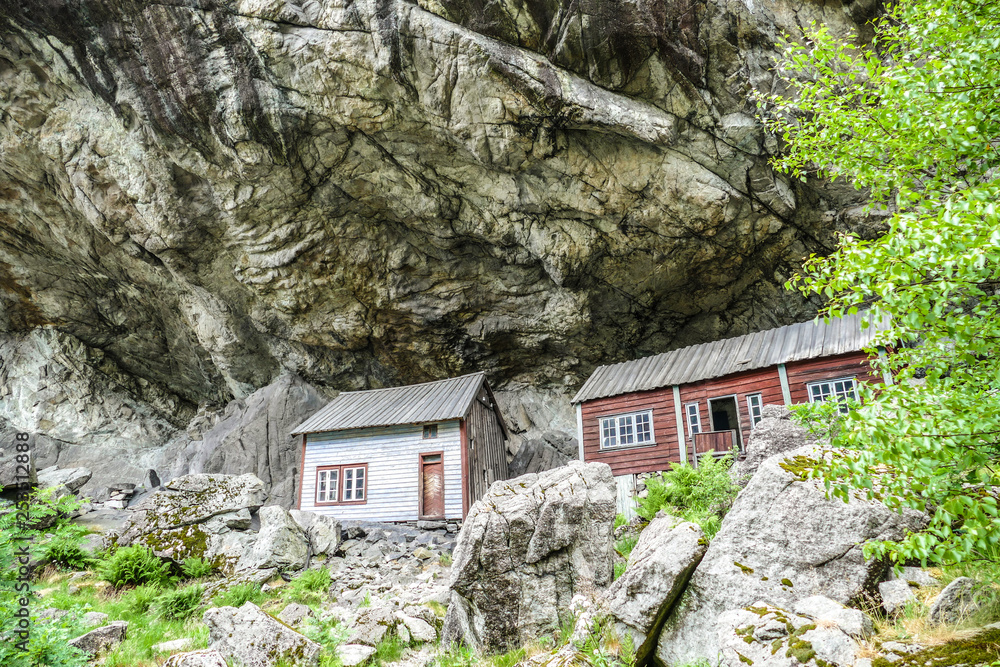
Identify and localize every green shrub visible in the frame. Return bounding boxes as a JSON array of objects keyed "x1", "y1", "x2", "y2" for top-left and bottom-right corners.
[
  {"x1": 180, "y1": 557, "x2": 216, "y2": 580},
  {"x1": 373, "y1": 632, "x2": 407, "y2": 664},
  {"x1": 156, "y1": 585, "x2": 203, "y2": 620},
  {"x1": 292, "y1": 567, "x2": 331, "y2": 593},
  {"x1": 212, "y1": 582, "x2": 265, "y2": 608},
  {"x1": 433, "y1": 644, "x2": 478, "y2": 667},
  {"x1": 0, "y1": 487, "x2": 88, "y2": 666},
  {"x1": 635, "y1": 454, "x2": 737, "y2": 539},
  {"x1": 38, "y1": 524, "x2": 95, "y2": 571},
  {"x1": 97, "y1": 546, "x2": 172, "y2": 588},
  {"x1": 123, "y1": 584, "x2": 162, "y2": 615}
]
